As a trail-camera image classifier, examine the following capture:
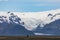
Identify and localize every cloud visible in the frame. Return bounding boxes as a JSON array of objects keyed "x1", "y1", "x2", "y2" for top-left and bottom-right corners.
[
  {"x1": 0, "y1": 0, "x2": 8, "y2": 1},
  {"x1": 33, "y1": 3, "x2": 58, "y2": 6},
  {"x1": 18, "y1": 0, "x2": 60, "y2": 6},
  {"x1": 30, "y1": 0, "x2": 60, "y2": 2},
  {"x1": 13, "y1": 0, "x2": 60, "y2": 3}
]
